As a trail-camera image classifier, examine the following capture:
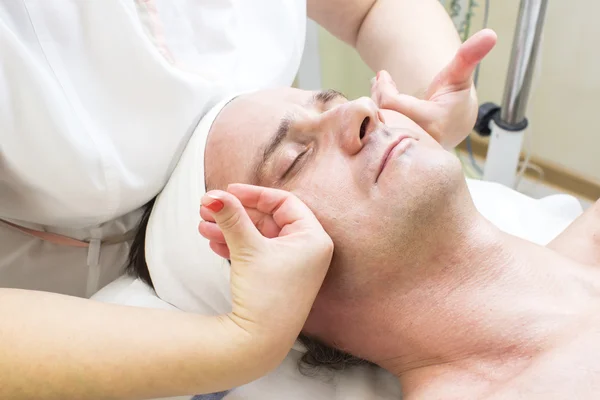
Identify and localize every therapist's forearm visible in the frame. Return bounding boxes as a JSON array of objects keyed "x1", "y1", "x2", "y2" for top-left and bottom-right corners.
[
  {"x1": 355, "y1": 0, "x2": 462, "y2": 97},
  {"x1": 0, "y1": 289, "x2": 282, "y2": 400}
]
